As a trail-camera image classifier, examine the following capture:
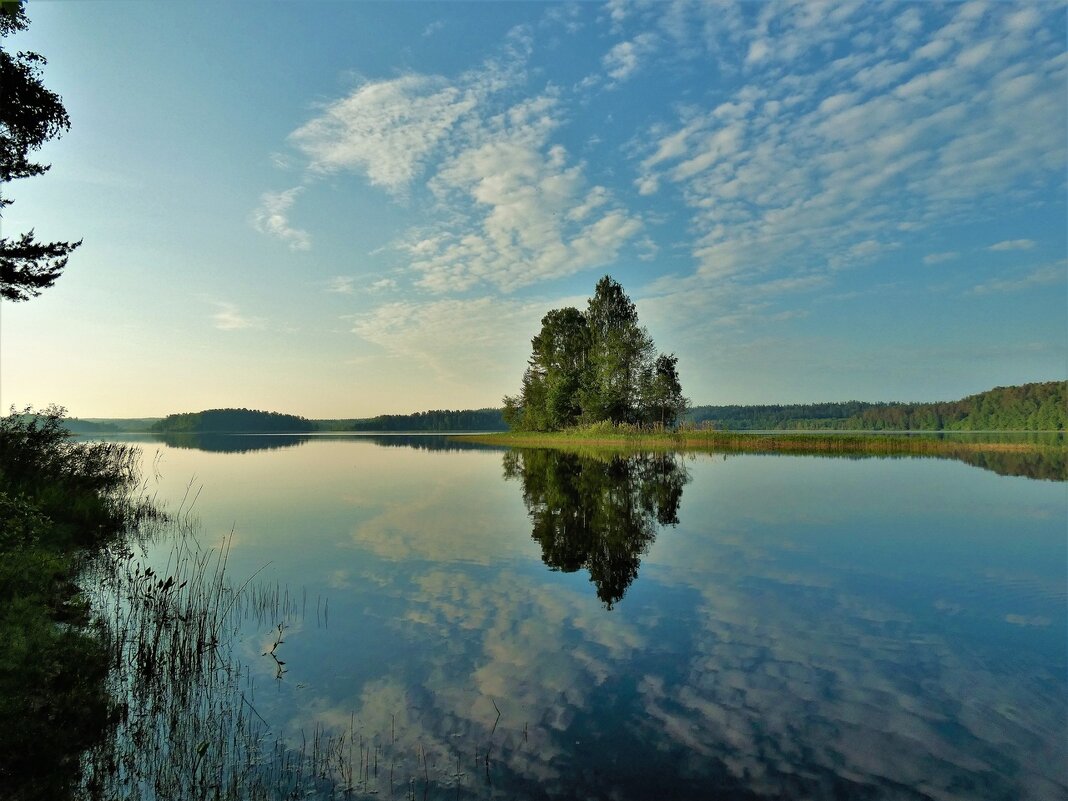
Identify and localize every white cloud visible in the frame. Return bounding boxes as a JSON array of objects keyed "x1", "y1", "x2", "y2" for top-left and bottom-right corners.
[
  {"x1": 635, "y1": 174, "x2": 659, "y2": 195},
  {"x1": 1005, "y1": 7, "x2": 1041, "y2": 34},
  {"x1": 745, "y1": 38, "x2": 770, "y2": 64},
  {"x1": 602, "y1": 32, "x2": 659, "y2": 82},
  {"x1": 251, "y1": 188, "x2": 311, "y2": 250},
  {"x1": 987, "y1": 239, "x2": 1036, "y2": 252},
  {"x1": 327, "y1": 276, "x2": 354, "y2": 294},
  {"x1": 637, "y1": 235, "x2": 659, "y2": 262},
  {"x1": 211, "y1": 302, "x2": 262, "y2": 331},
  {"x1": 923, "y1": 251, "x2": 960, "y2": 265},
  {"x1": 970, "y1": 263, "x2": 1065, "y2": 295},
  {"x1": 404, "y1": 92, "x2": 643, "y2": 292},
  {"x1": 282, "y1": 22, "x2": 534, "y2": 203},
  {"x1": 268, "y1": 28, "x2": 641, "y2": 295},
  {"x1": 628, "y1": 0, "x2": 1065, "y2": 316},
  {"x1": 604, "y1": 0, "x2": 632, "y2": 32},
  {"x1": 289, "y1": 75, "x2": 477, "y2": 195}
]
